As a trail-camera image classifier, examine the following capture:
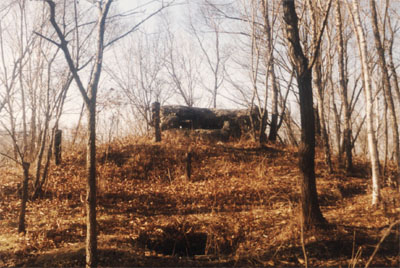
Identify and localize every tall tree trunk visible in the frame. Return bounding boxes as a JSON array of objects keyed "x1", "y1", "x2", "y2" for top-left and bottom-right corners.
[
  {"x1": 326, "y1": 26, "x2": 343, "y2": 168},
  {"x1": 315, "y1": 67, "x2": 333, "y2": 173},
  {"x1": 18, "y1": 4, "x2": 28, "y2": 158},
  {"x1": 335, "y1": 0, "x2": 353, "y2": 172},
  {"x1": 330, "y1": 86, "x2": 342, "y2": 159},
  {"x1": 32, "y1": 128, "x2": 55, "y2": 199},
  {"x1": 72, "y1": 103, "x2": 85, "y2": 146},
  {"x1": 282, "y1": 0, "x2": 327, "y2": 227},
  {"x1": 33, "y1": 122, "x2": 48, "y2": 192},
  {"x1": 309, "y1": 0, "x2": 333, "y2": 173},
  {"x1": 86, "y1": 101, "x2": 97, "y2": 267},
  {"x1": 43, "y1": 1, "x2": 114, "y2": 266},
  {"x1": 33, "y1": 95, "x2": 51, "y2": 192},
  {"x1": 348, "y1": 0, "x2": 380, "y2": 205},
  {"x1": 369, "y1": 0, "x2": 400, "y2": 188},
  {"x1": 387, "y1": 16, "x2": 400, "y2": 106},
  {"x1": 383, "y1": 96, "x2": 389, "y2": 175},
  {"x1": 260, "y1": 0, "x2": 279, "y2": 142}
]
